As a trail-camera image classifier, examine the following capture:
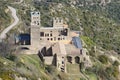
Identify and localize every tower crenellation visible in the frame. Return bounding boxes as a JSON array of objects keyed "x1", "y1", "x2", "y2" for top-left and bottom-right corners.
[
  {"x1": 53, "y1": 17, "x2": 64, "y2": 27},
  {"x1": 31, "y1": 11, "x2": 40, "y2": 26}
]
